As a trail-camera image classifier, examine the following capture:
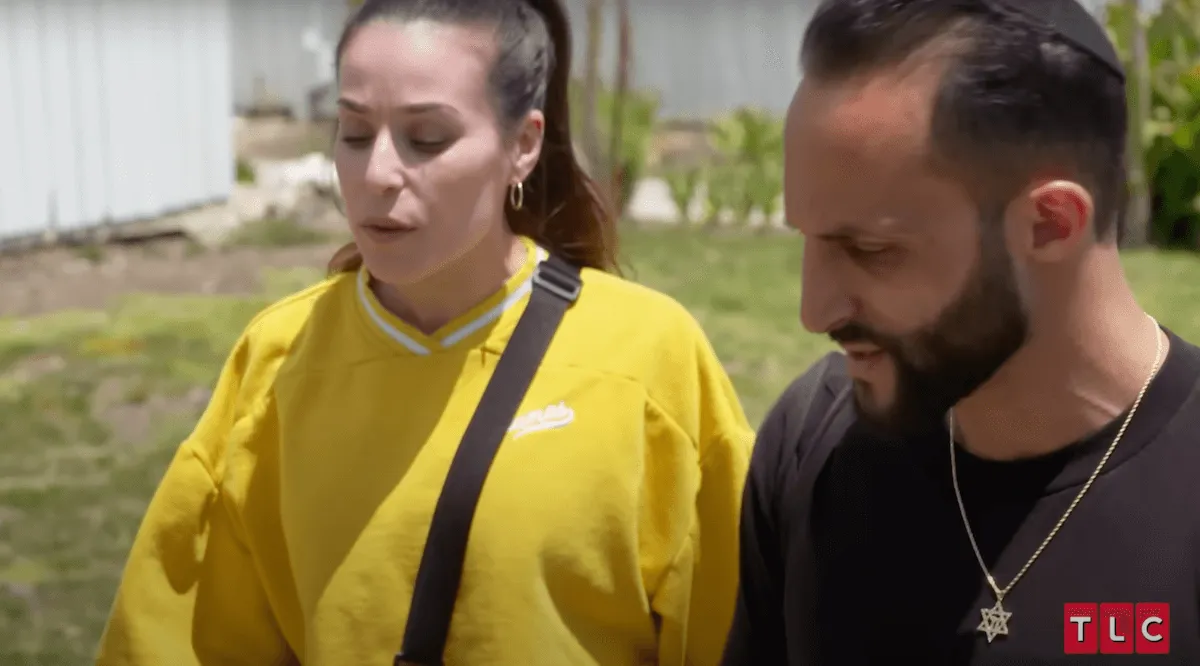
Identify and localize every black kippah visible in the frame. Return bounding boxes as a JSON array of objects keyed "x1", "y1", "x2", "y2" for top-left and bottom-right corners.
[{"x1": 990, "y1": 0, "x2": 1125, "y2": 80}]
